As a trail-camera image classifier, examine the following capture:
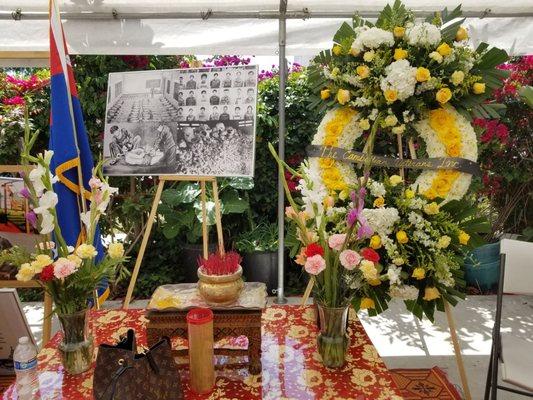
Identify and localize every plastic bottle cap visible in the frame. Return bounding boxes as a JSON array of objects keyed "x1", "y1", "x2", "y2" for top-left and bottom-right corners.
[
  {"x1": 186, "y1": 308, "x2": 213, "y2": 325},
  {"x1": 18, "y1": 337, "x2": 29, "y2": 344}
]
